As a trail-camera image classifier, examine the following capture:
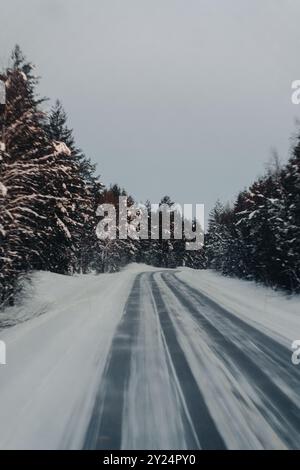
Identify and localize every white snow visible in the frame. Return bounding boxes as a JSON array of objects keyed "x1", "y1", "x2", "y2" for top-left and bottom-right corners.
[
  {"x1": 0, "y1": 264, "x2": 299, "y2": 449},
  {"x1": 0, "y1": 81, "x2": 5, "y2": 105},
  {"x1": 177, "y1": 268, "x2": 300, "y2": 347},
  {"x1": 20, "y1": 71, "x2": 27, "y2": 82},
  {"x1": 56, "y1": 216, "x2": 71, "y2": 239},
  {"x1": 0, "y1": 182, "x2": 7, "y2": 197},
  {"x1": 53, "y1": 141, "x2": 71, "y2": 157},
  {"x1": 0, "y1": 264, "x2": 155, "y2": 449}
]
